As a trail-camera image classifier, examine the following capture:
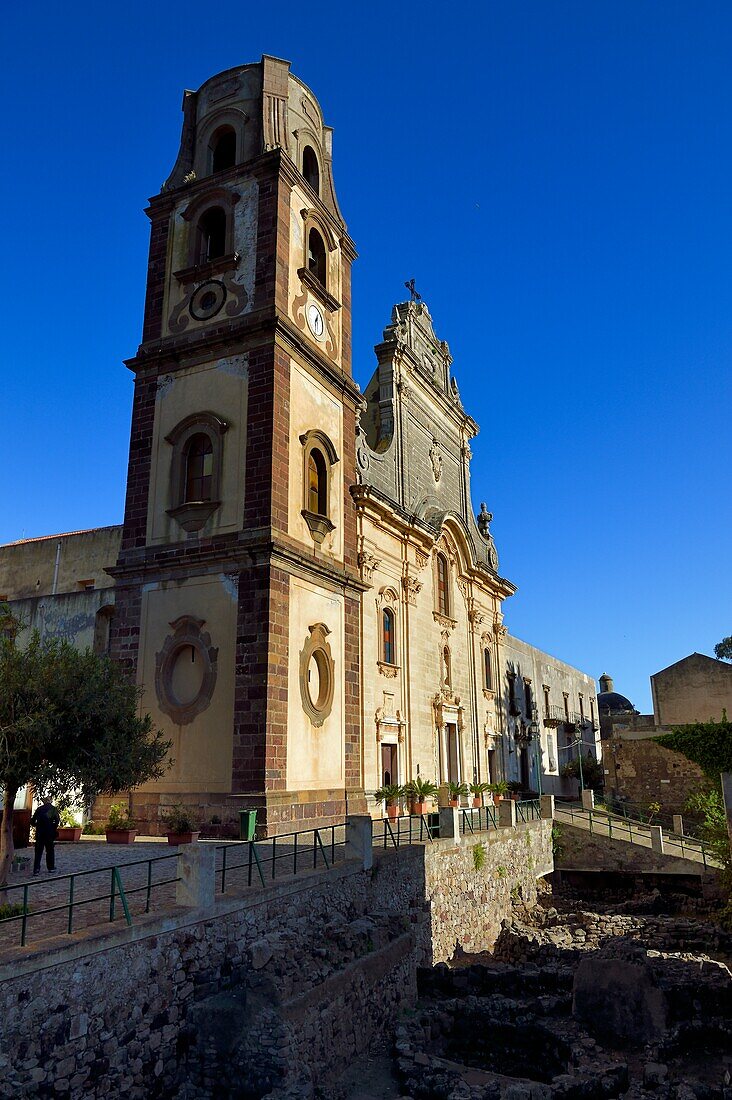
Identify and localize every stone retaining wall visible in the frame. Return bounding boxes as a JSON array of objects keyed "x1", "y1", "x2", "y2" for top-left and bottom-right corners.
[
  {"x1": 556, "y1": 823, "x2": 712, "y2": 875},
  {"x1": 0, "y1": 819, "x2": 552, "y2": 1098}
]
